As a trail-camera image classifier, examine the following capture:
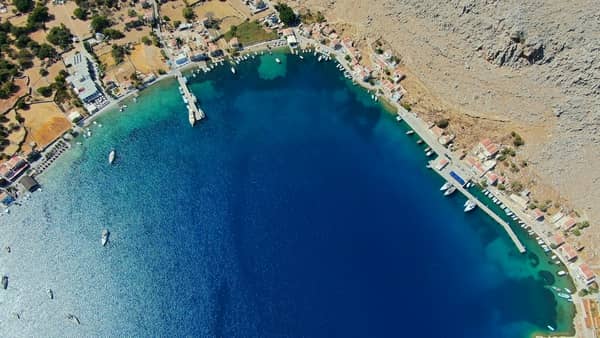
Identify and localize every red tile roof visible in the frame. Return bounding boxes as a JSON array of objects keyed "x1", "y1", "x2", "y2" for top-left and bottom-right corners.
[{"x1": 579, "y1": 263, "x2": 595, "y2": 282}]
